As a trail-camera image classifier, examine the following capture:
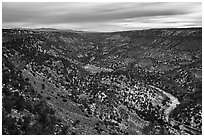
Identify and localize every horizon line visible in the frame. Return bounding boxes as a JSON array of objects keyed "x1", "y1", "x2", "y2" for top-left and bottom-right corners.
[{"x1": 2, "y1": 26, "x2": 202, "y2": 33}]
